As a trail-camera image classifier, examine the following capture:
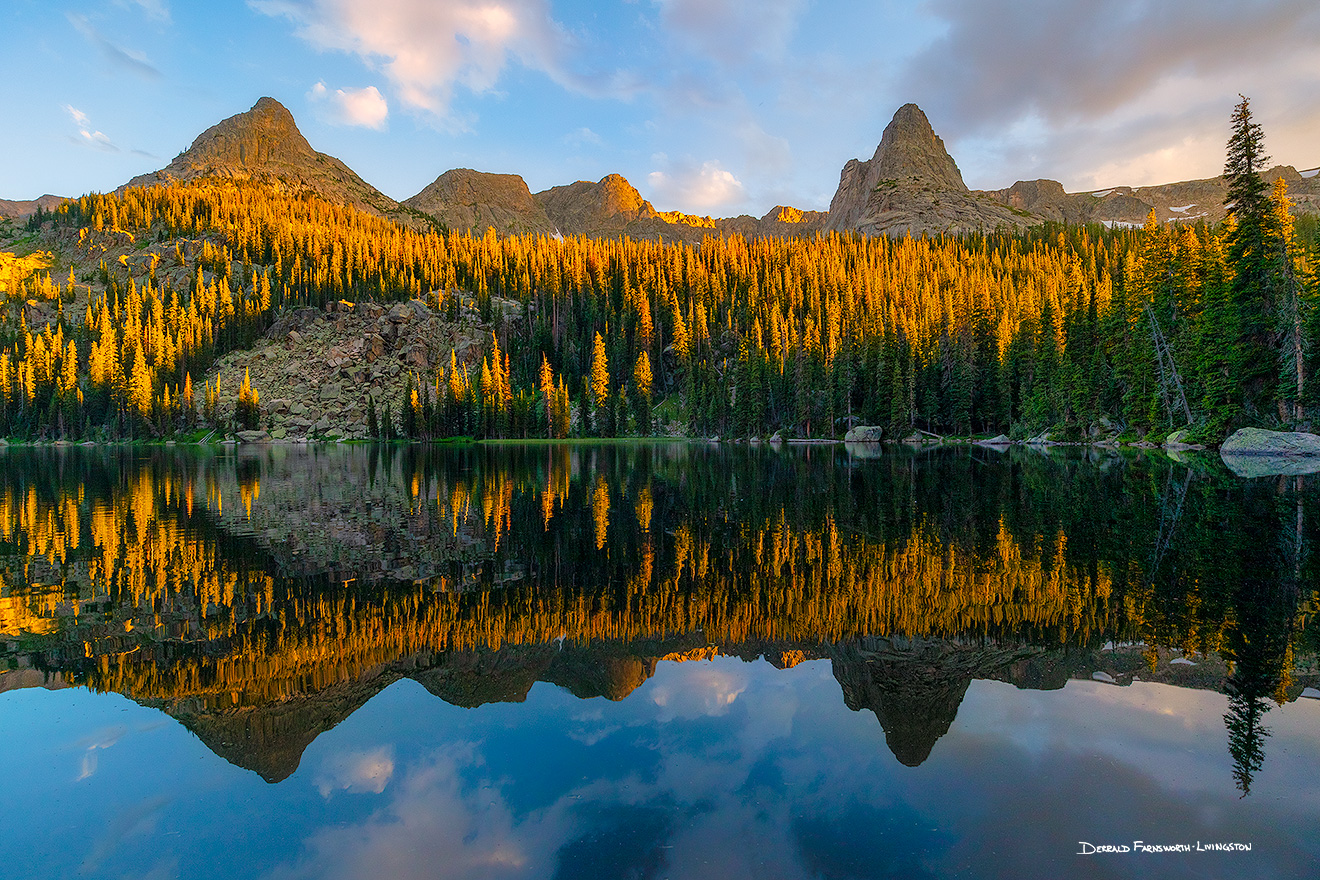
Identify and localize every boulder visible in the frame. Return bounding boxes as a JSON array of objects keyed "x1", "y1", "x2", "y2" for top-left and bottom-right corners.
[
  {"x1": 403, "y1": 344, "x2": 428, "y2": 369},
  {"x1": 1220, "y1": 428, "x2": 1320, "y2": 477},
  {"x1": 236, "y1": 430, "x2": 270, "y2": 443},
  {"x1": 977, "y1": 434, "x2": 1012, "y2": 445},
  {"x1": 388, "y1": 303, "x2": 413, "y2": 323},
  {"x1": 1220, "y1": 427, "x2": 1320, "y2": 456},
  {"x1": 843, "y1": 425, "x2": 884, "y2": 443}
]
